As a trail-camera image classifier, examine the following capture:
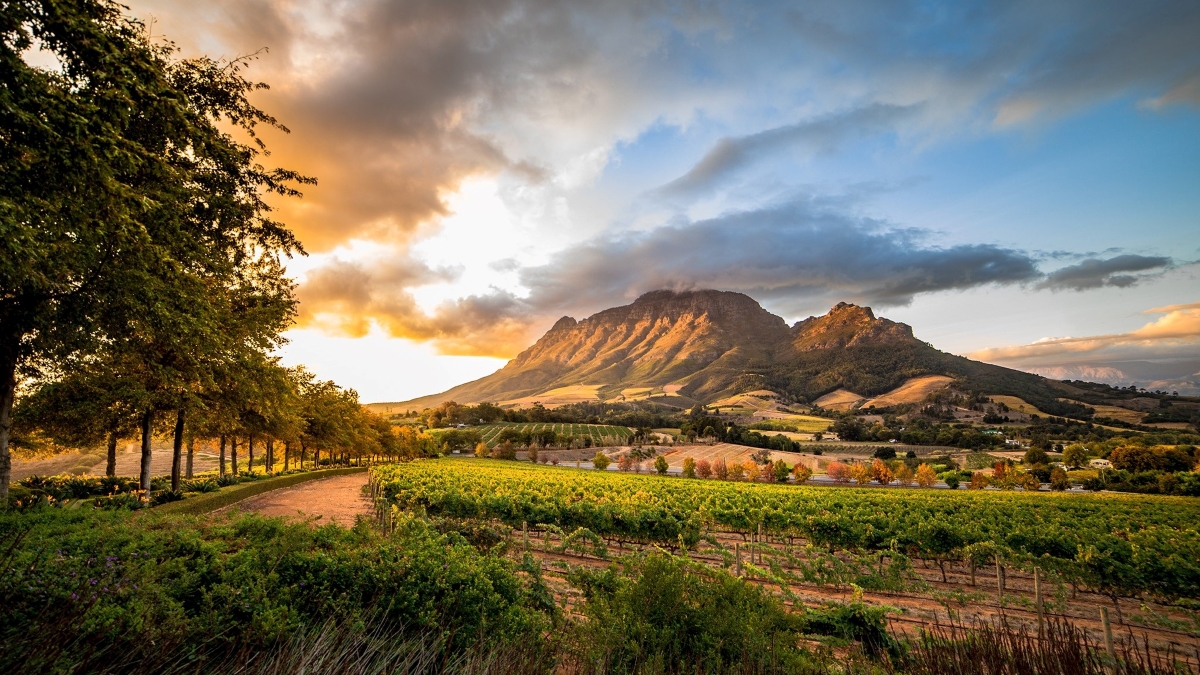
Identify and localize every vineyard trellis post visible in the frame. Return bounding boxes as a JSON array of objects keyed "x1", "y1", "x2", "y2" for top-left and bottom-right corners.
[
  {"x1": 1034, "y1": 567, "x2": 1044, "y2": 639},
  {"x1": 1101, "y1": 606, "x2": 1115, "y2": 667}
]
